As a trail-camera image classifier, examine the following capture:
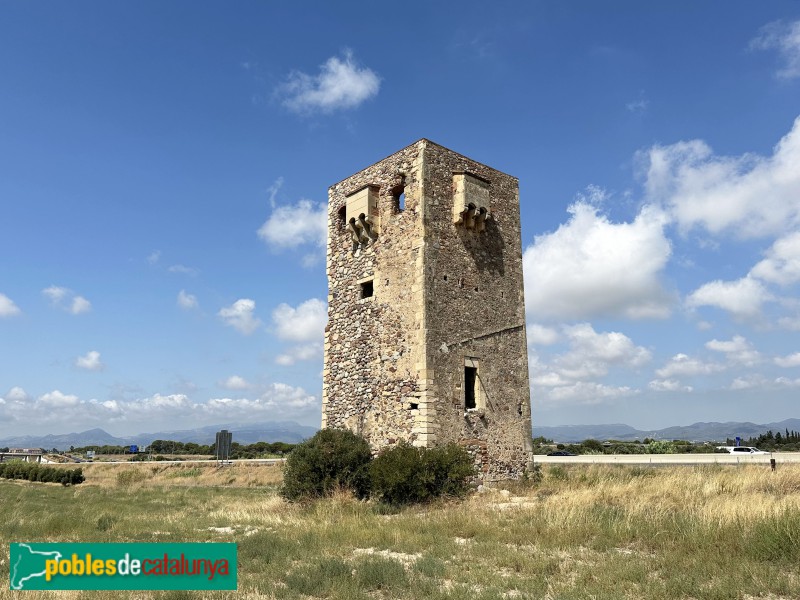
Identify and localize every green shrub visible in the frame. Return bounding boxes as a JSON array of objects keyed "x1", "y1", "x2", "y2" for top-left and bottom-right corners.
[
  {"x1": 369, "y1": 442, "x2": 473, "y2": 506},
  {"x1": 280, "y1": 429, "x2": 372, "y2": 501}
]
